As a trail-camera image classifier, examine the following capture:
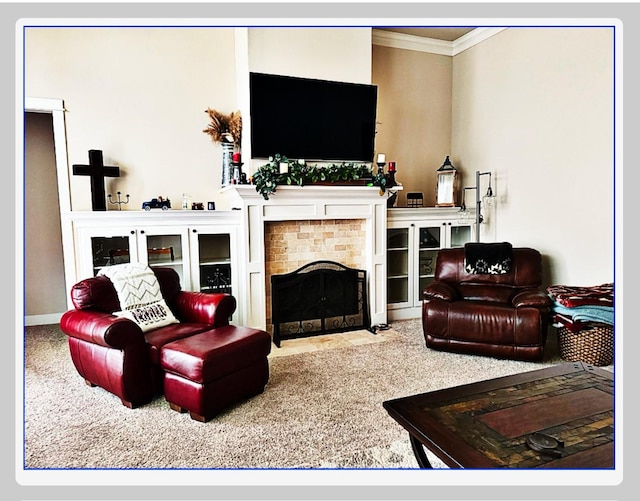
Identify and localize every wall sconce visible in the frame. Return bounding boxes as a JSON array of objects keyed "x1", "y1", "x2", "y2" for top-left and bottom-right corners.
[
  {"x1": 459, "y1": 170, "x2": 496, "y2": 242},
  {"x1": 435, "y1": 156, "x2": 458, "y2": 207}
]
